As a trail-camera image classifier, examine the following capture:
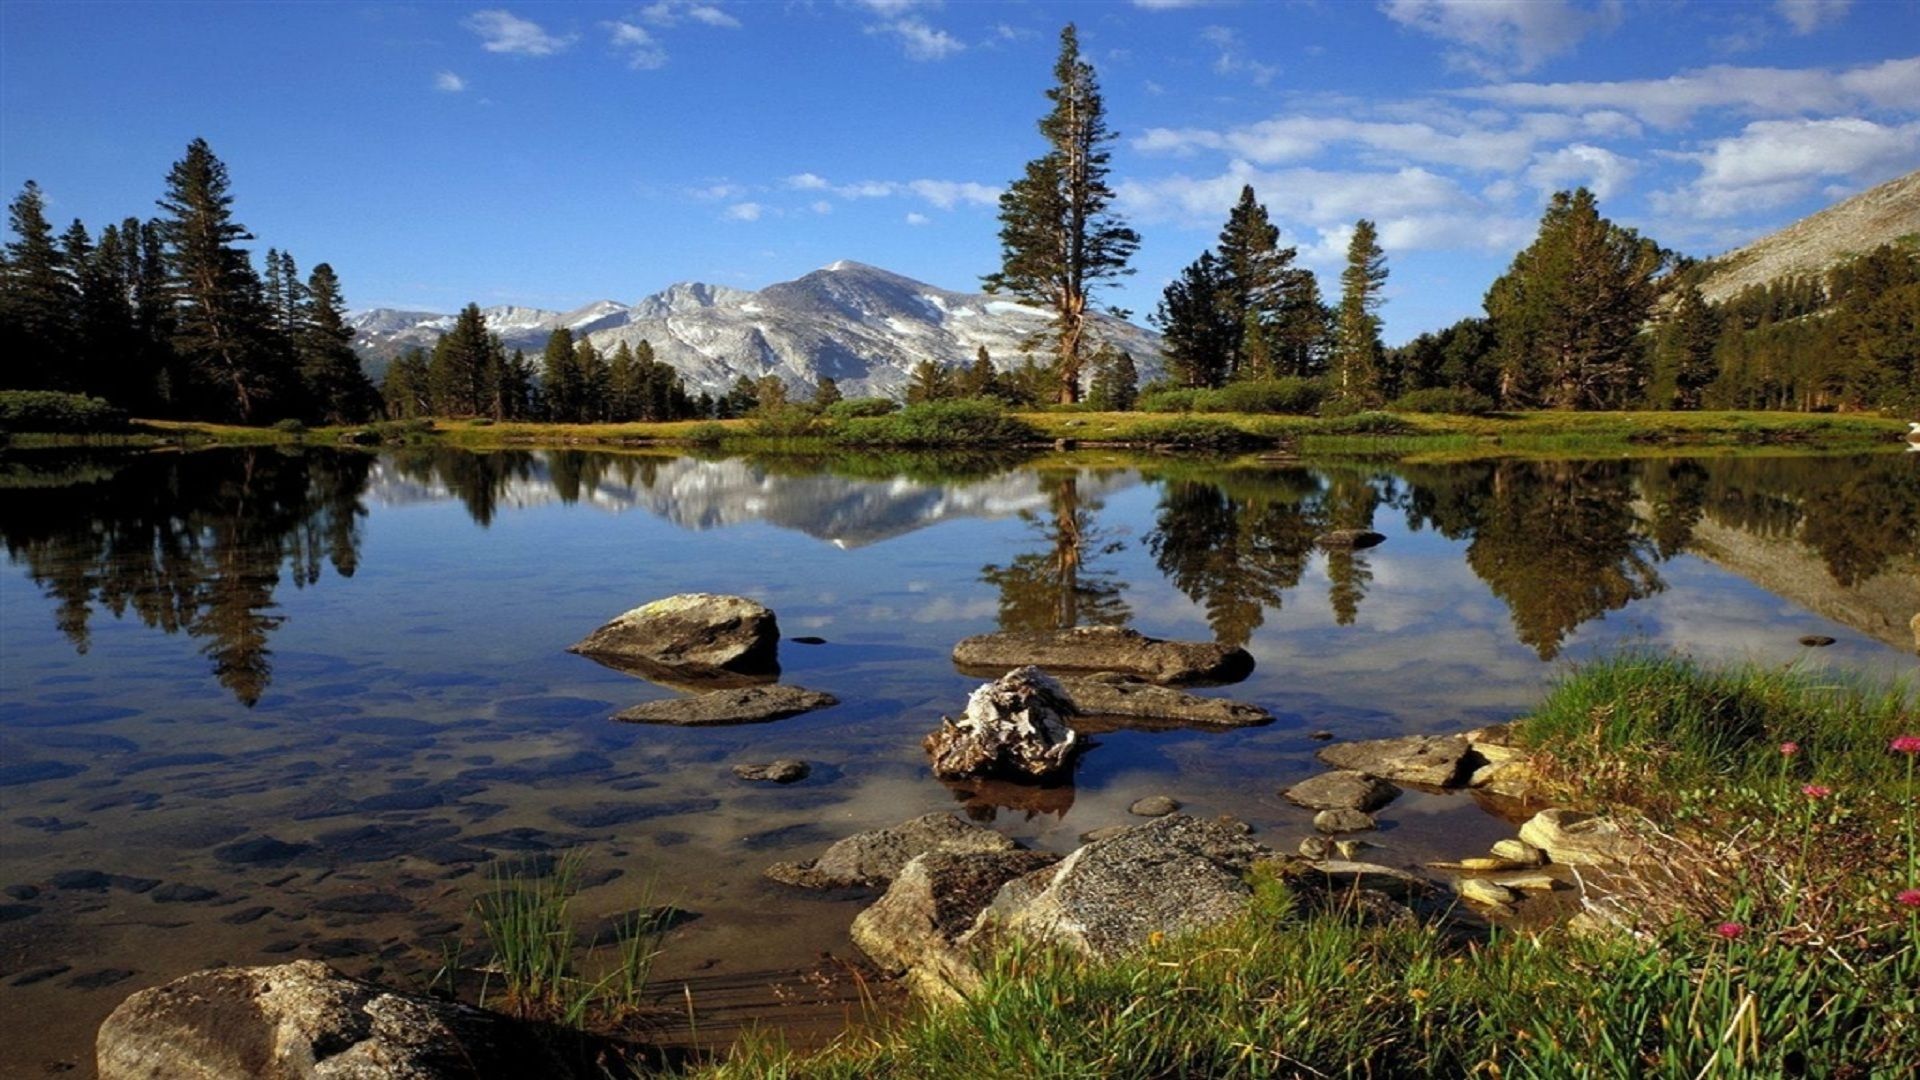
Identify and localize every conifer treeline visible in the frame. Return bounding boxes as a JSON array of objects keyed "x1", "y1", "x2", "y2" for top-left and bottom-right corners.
[
  {"x1": 377, "y1": 320, "x2": 703, "y2": 423},
  {"x1": 0, "y1": 139, "x2": 378, "y2": 424}
]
